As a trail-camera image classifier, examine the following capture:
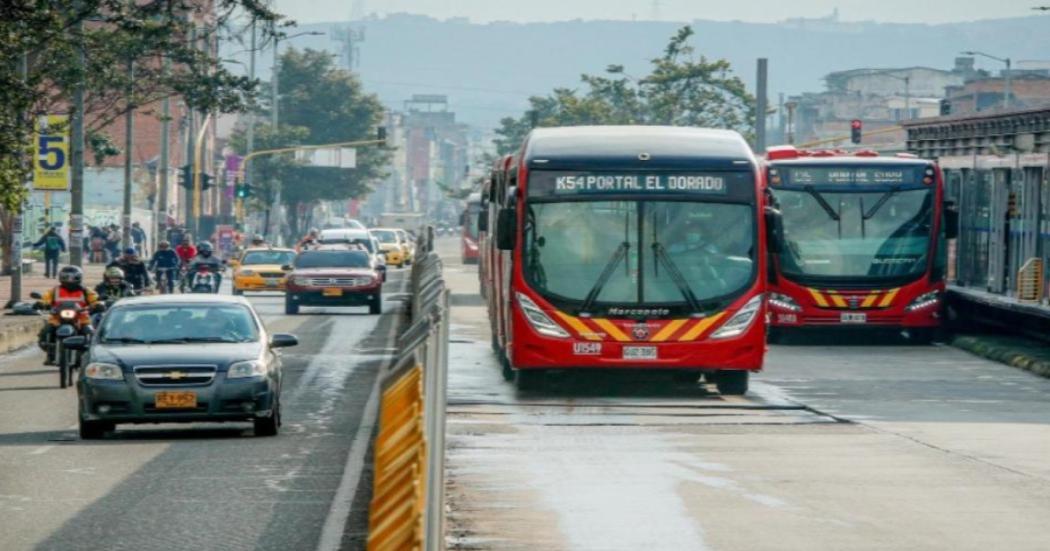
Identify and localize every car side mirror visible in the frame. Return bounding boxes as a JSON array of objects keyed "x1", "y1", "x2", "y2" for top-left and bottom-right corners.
[
  {"x1": 478, "y1": 210, "x2": 489, "y2": 232},
  {"x1": 270, "y1": 333, "x2": 299, "y2": 348},
  {"x1": 764, "y1": 205, "x2": 783, "y2": 255},
  {"x1": 377, "y1": 264, "x2": 388, "y2": 282},
  {"x1": 63, "y1": 335, "x2": 88, "y2": 350},
  {"x1": 29, "y1": 291, "x2": 42, "y2": 300},
  {"x1": 281, "y1": 264, "x2": 293, "y2": 272},
  {"x1": 496, "y1": 207, "x2": 517, "y2": 251},
  {"x1": 944, "y1": 203, "x2": 959, "y2": 240}
]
